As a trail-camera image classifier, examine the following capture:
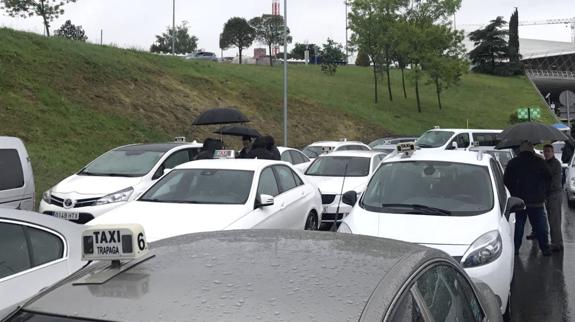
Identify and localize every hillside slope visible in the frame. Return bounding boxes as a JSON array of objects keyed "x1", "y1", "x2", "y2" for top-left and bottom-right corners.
[{"x1": 0, "y1": 28, "x2": 552, "y2": 198}]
